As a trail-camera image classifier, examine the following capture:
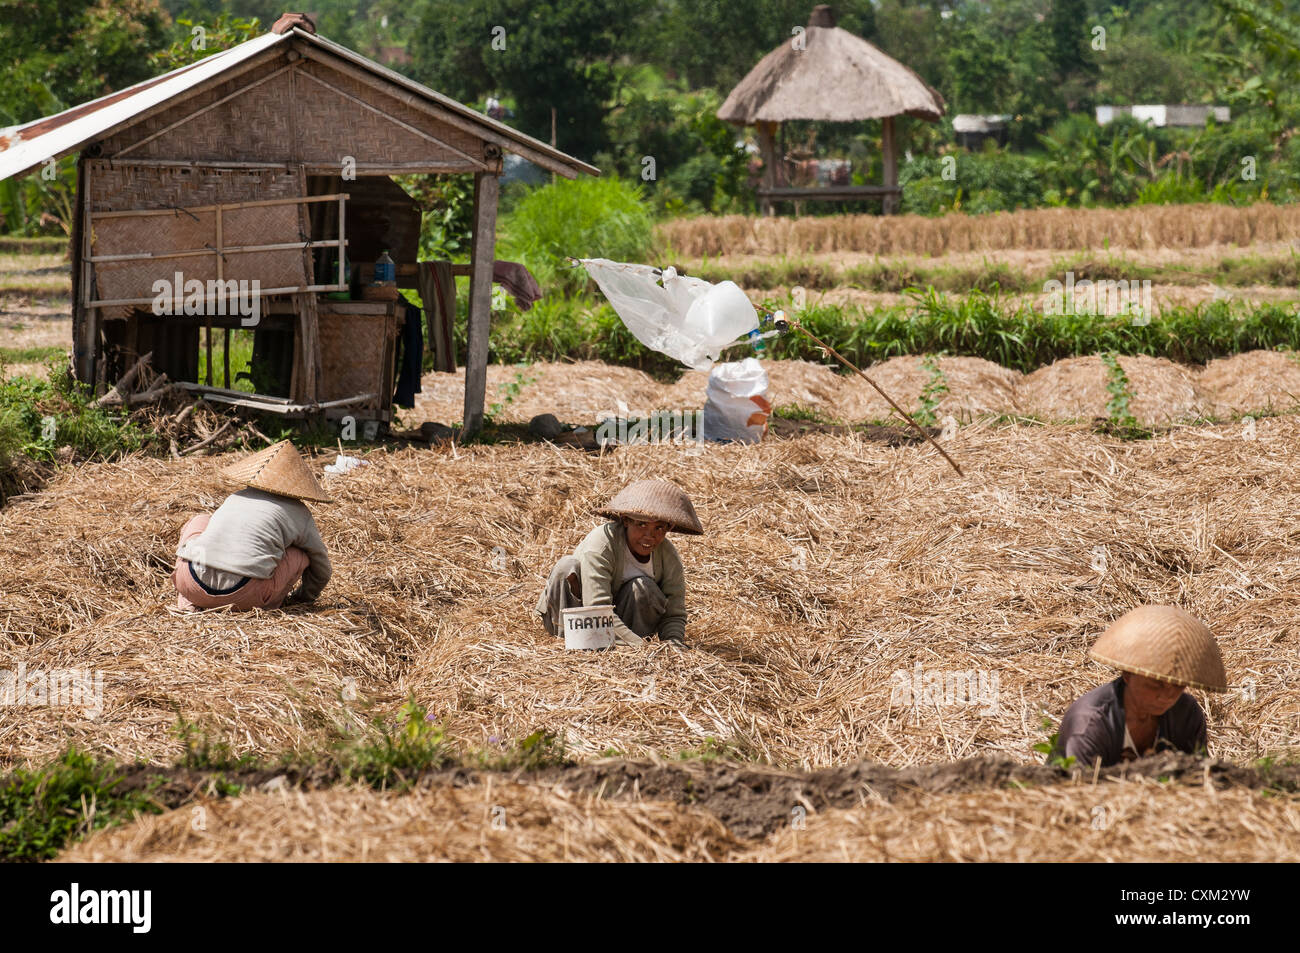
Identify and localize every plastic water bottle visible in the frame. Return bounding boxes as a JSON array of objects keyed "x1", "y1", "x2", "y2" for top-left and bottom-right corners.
[{"x1": 375, "y1": 250, "x2": 396, "y2": 286}]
